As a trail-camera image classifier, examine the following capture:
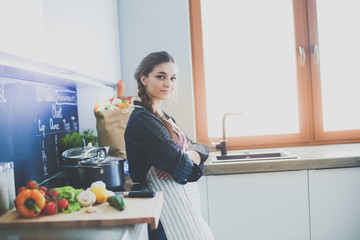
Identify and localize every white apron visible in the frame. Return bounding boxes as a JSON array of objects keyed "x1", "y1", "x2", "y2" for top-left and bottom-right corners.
[{"x1": 146, "y1": 167, "x2": 215, "y2": 240}]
